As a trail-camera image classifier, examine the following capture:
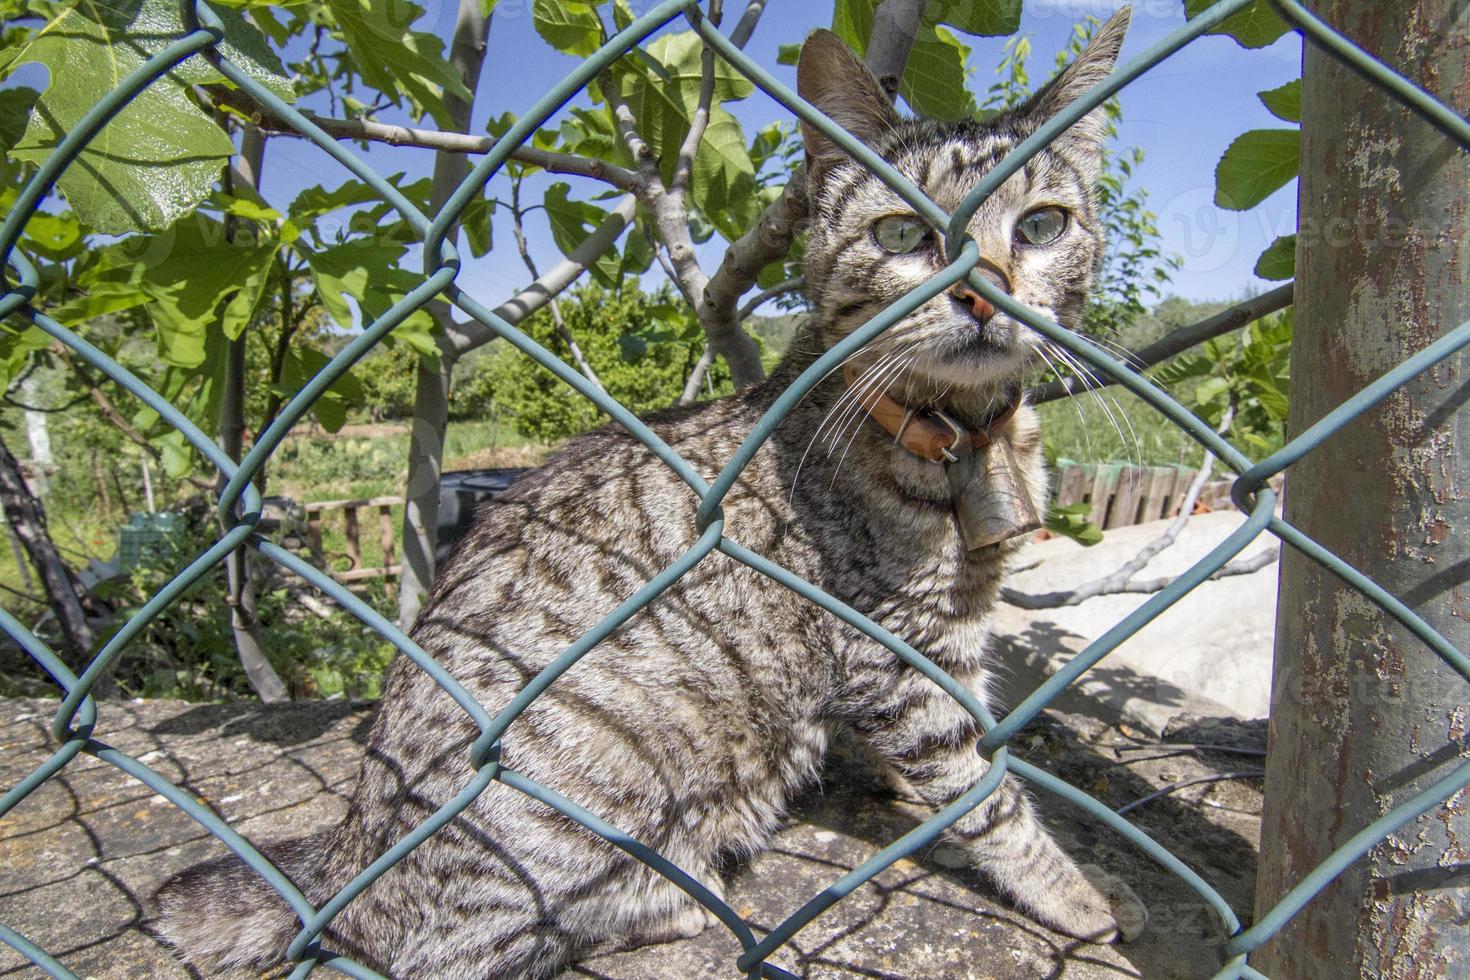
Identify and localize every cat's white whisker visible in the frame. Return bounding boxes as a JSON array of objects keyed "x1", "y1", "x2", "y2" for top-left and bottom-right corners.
[
  {"x1": 1051, "y1": 344, "x2": 1141, "y2": 481},
  {"x1": 822, "y1": 342, "x2": 916, "y2": 454},
  {"x1": 789, "y1": 340, "x2": 918, "y2": 503},
  {"x1": 828, "y1": 350, "x2": 921, "y2": 489},
  {"x1": 1034, "y1": 342, "x2": 1097, "y2": 464}
]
